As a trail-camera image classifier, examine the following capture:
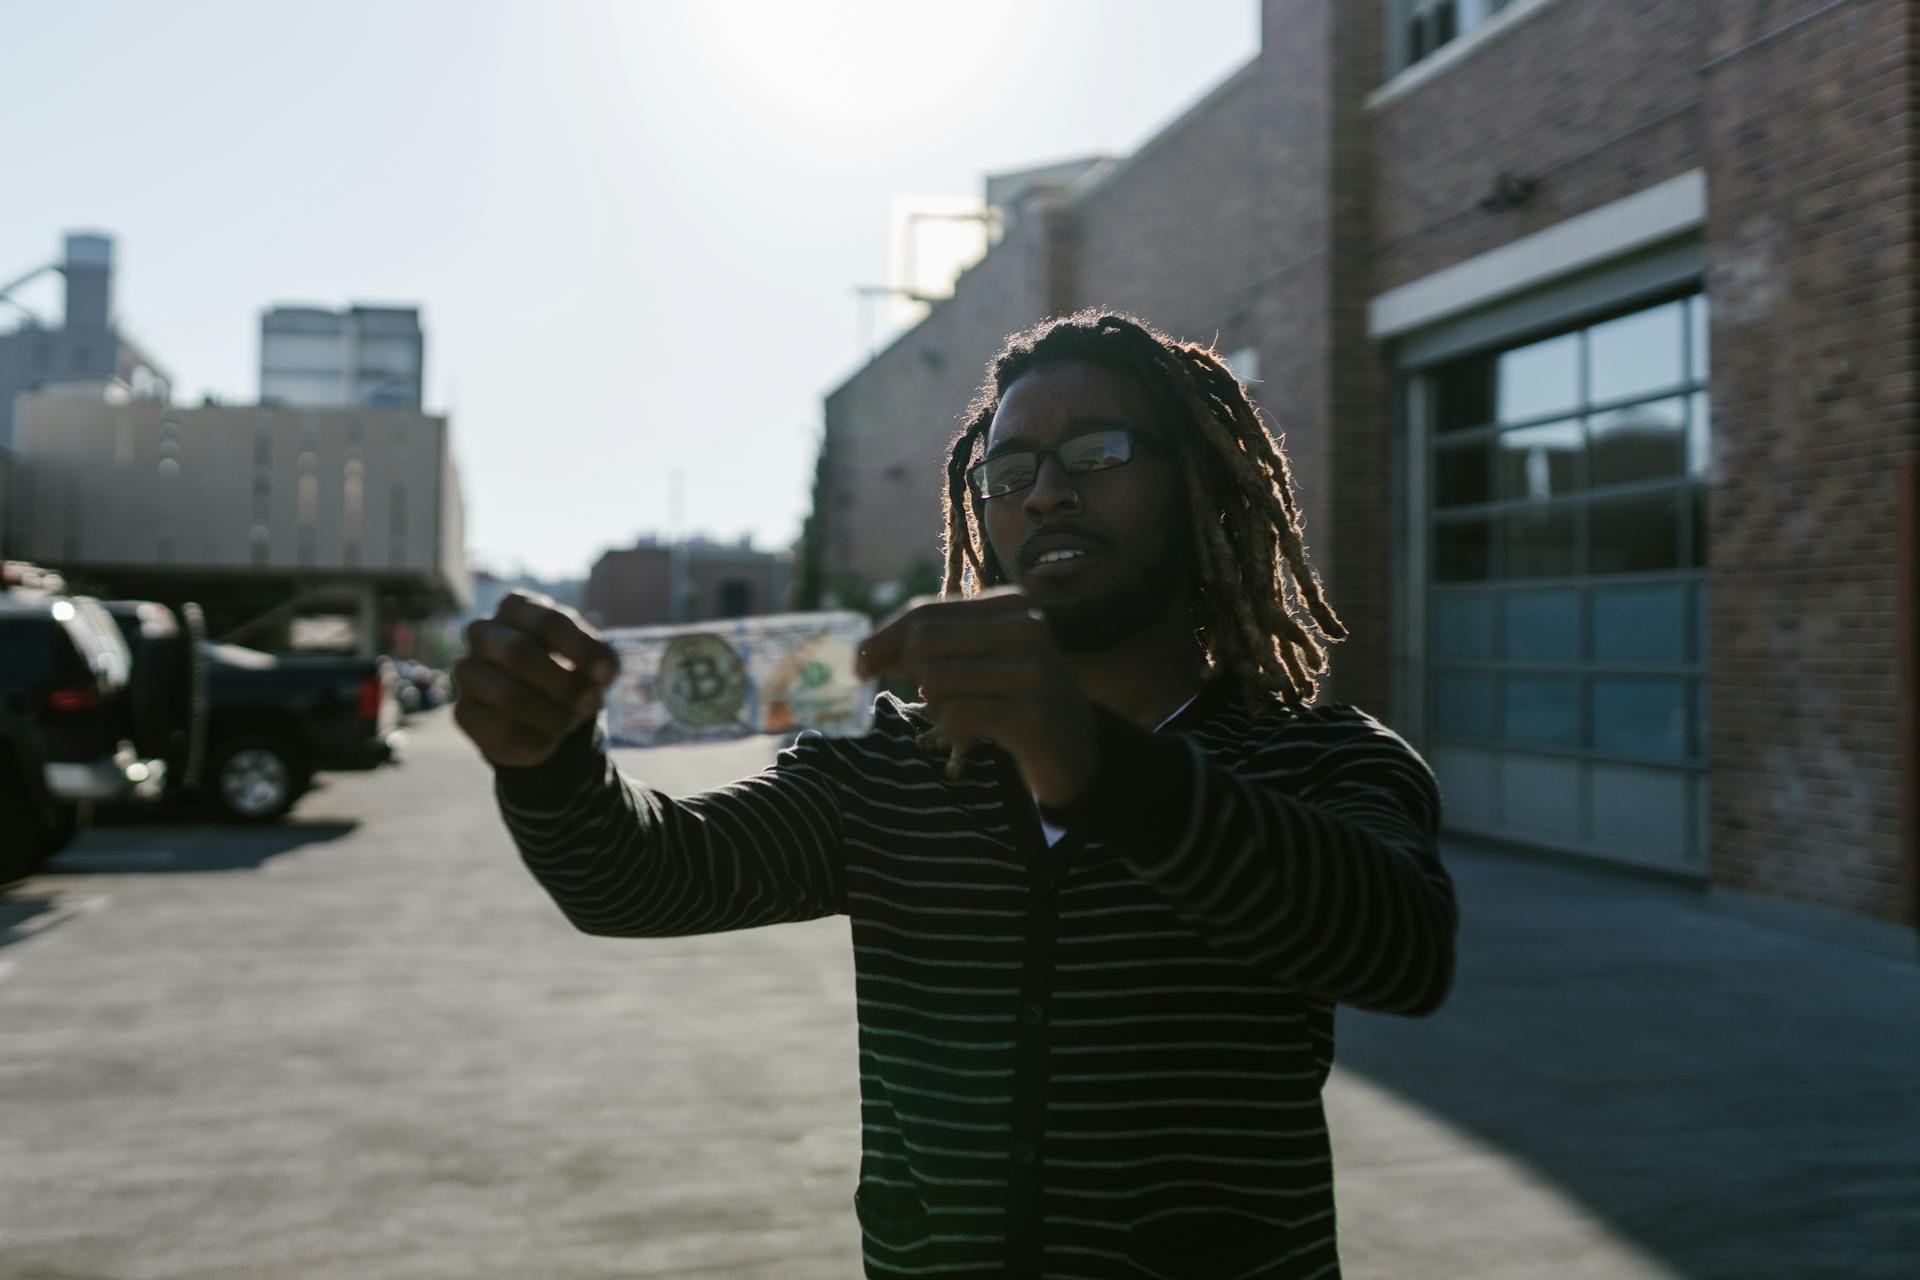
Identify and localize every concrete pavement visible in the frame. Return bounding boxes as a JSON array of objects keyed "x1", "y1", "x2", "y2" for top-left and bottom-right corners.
[
  {"x1": 1327, "y1": 839, "x2": 1920, "y2": 1278},
  {"x1": 1, "y1": 710, "x2": 1913, "y2": 1277}
]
